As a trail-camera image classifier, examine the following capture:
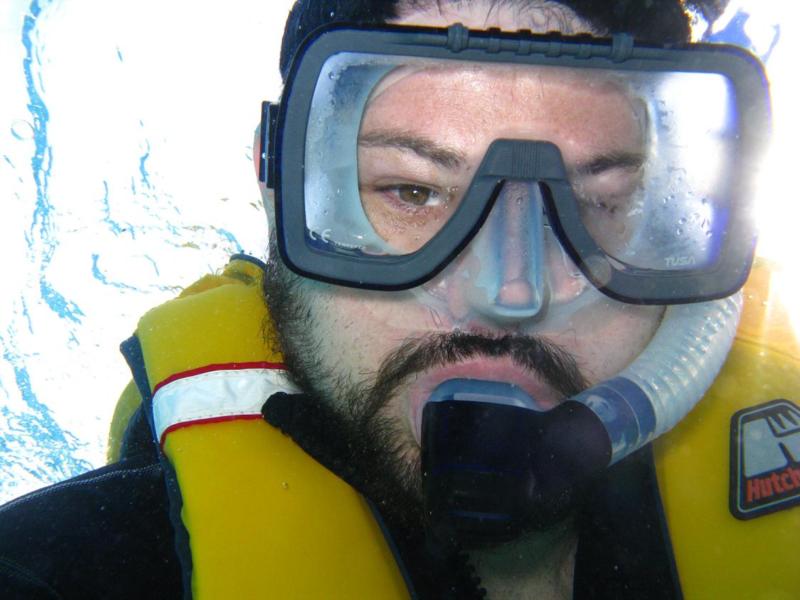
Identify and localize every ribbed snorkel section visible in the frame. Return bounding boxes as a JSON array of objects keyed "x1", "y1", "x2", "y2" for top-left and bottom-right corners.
[{"x1": 572, "y1": 293, "x2": 742, "y2": 464}]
